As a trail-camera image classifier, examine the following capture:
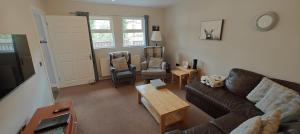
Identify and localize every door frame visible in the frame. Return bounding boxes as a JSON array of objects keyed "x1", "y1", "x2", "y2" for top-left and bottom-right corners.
[{"x1": 31, "y1": 7, "x2": 59, "y2": 88}]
